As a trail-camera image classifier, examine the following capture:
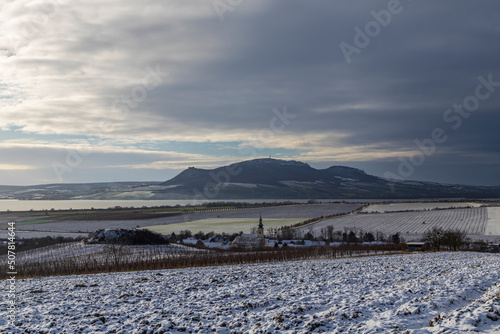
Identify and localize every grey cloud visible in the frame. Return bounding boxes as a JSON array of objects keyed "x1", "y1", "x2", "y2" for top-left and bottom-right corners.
[{"x1": 1, "y1": 0, "x2": 500, "y2": 185}]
